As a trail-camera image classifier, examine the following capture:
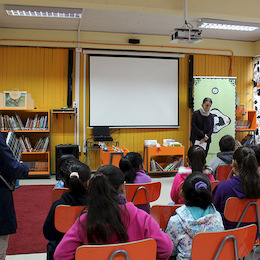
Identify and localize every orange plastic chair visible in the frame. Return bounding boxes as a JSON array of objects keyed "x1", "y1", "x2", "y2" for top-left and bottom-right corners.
[
  {"x1": 224, "y1": 197, "x2": 260, "y2": 247},
  {"x1": 150, "y1": 205, "x2": 182, "y2": 230},
  {"x1": 75, "y1": 238, "x2": 157, "y2": 260},
  {"x1": 125, "y1": 182, "x2": 161, "y2": 213},
  {"x1": 216, "y1": 165, "x2": 233, "y2": 181},
  {"x1": 191, "y1": 224, "x2": 257, "y2": 260},
  {"x1": 51, "y1": 187, "x2": 69, "y2": 203},
  {"x1": 179, "y1": 180, "x2": 220, "y2": 203},
  {"x1": 54, "y1": 205, "x2": 86, "y2": 233}
]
